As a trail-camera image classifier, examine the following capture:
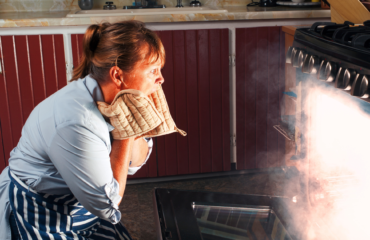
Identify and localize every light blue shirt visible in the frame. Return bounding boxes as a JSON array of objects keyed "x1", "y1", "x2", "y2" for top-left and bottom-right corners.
[{"x1": 0, "y1": 75, "x2": 153, "y2": 240}]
